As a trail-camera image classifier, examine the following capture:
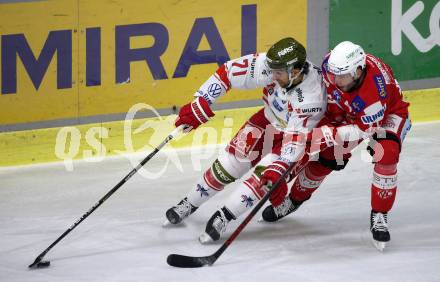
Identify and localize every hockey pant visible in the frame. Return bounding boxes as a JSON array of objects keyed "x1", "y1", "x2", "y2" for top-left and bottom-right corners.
[{"x1": 185, "y1": 108, "x2": 284, "y2": 216}]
